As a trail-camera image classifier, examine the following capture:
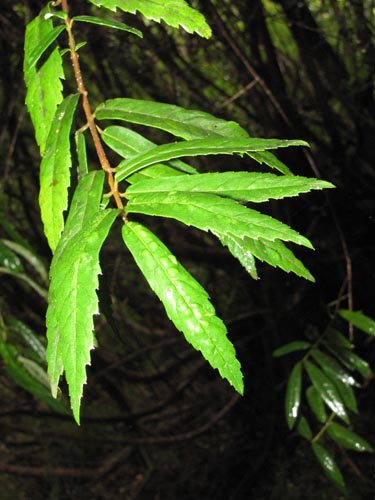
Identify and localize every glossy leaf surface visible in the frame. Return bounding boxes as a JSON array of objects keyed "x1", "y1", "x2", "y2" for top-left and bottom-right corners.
[
  {"x1": 311, "y1": 442, "x2": 345, "y2": 490},
  {"x1": 122, "y1": 222, "x2": 244, "y2": 394},
  {"x1": 87, "y1": 0, "x2": 212, "y2": 38},
  {"x1": 306, "y1": 385, "x2": 327, "y2": 423},
  {"x1": 73, "y1": 15, "x2": 142, "y2": 37},
  {"x1": 39, "y1": 94, "x2": 80, "y2": 252},
  {"x1": 285, "y1": 361, "x2": 302, "y2": 429},
  {"x1": 327, "y1": 423, "x2": 373, "y2": 452},
  {"x1": 0, "y1": 240, "x2": 24, "y2": 273},
  {"x1": 339, "y1": 310, "x2": 375, "y2": 336}
]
